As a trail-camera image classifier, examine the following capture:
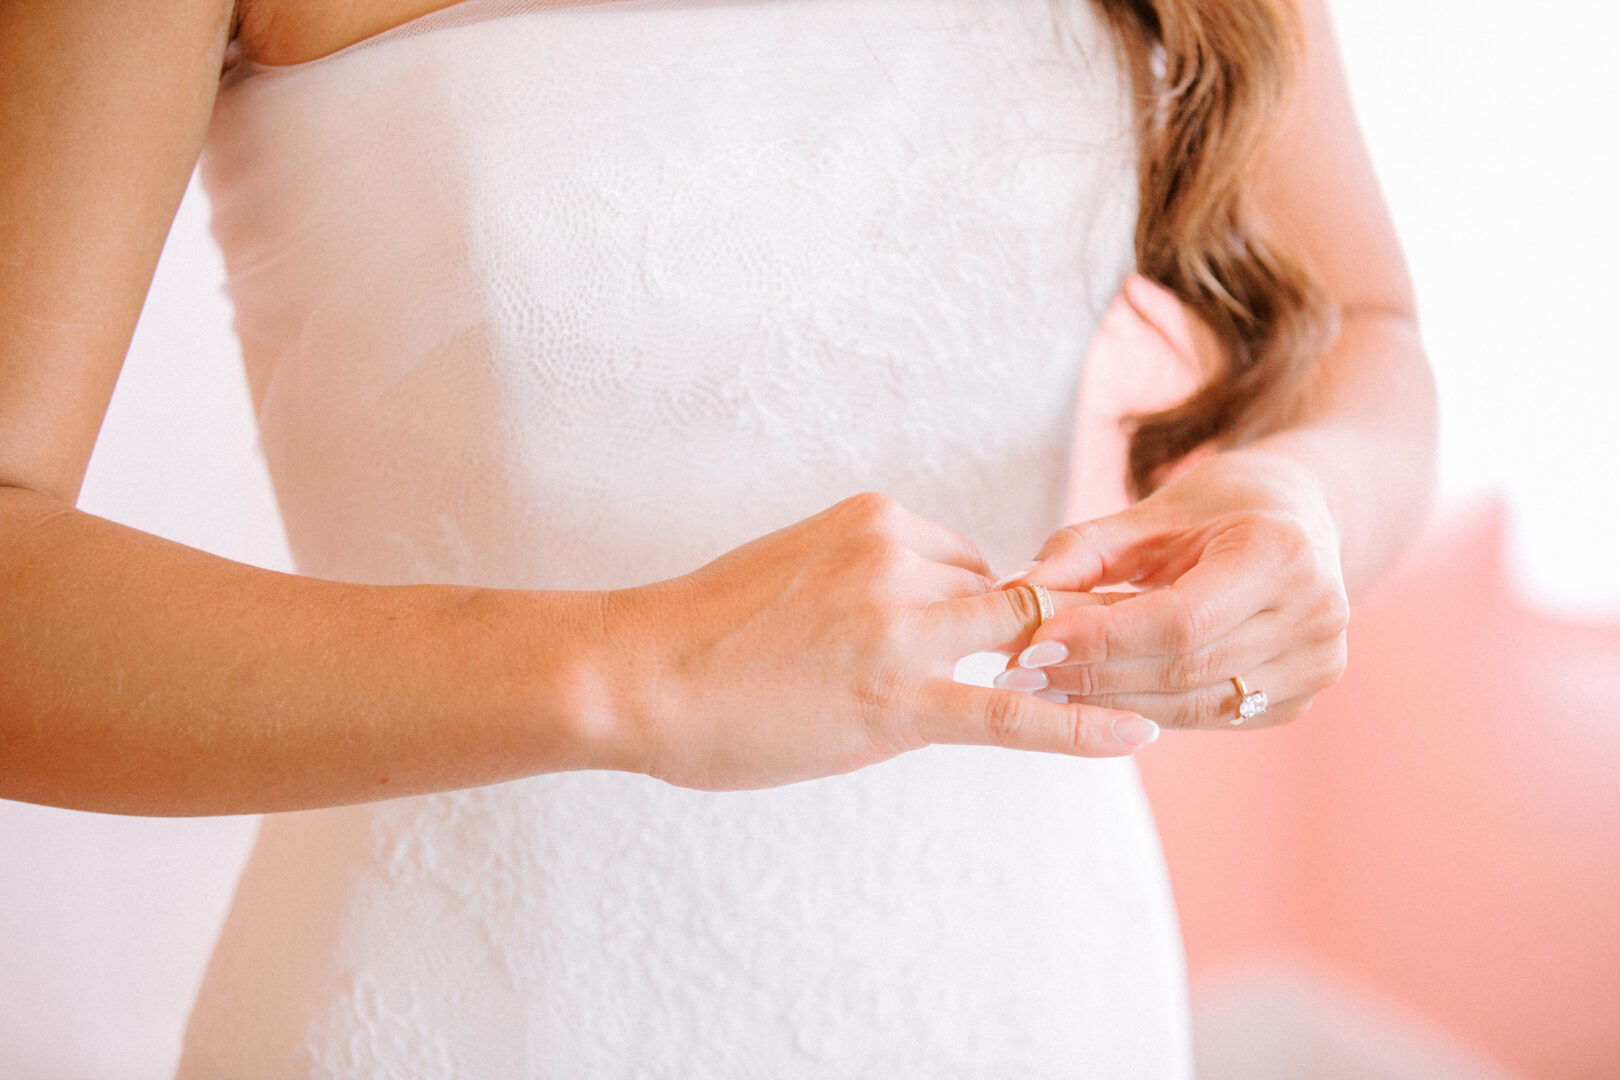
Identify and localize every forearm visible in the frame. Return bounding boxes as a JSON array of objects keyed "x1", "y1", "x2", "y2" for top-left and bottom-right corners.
[
  {"x1": 1223, "y1": 308, "x2": 1439, "y2": 599},
  {"x1": 0, "y1": 485, "x2": 619, "y2": 816}
]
